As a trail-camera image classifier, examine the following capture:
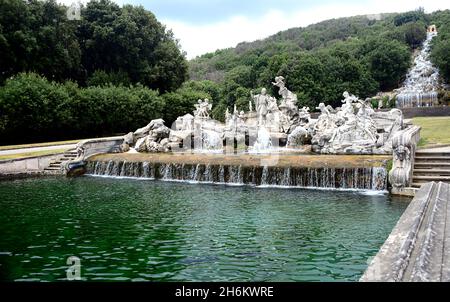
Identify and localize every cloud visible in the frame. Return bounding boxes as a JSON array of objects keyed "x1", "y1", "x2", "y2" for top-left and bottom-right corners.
[{"x1": 163, "y1": 0, "x2": 449, "y2": 58}]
